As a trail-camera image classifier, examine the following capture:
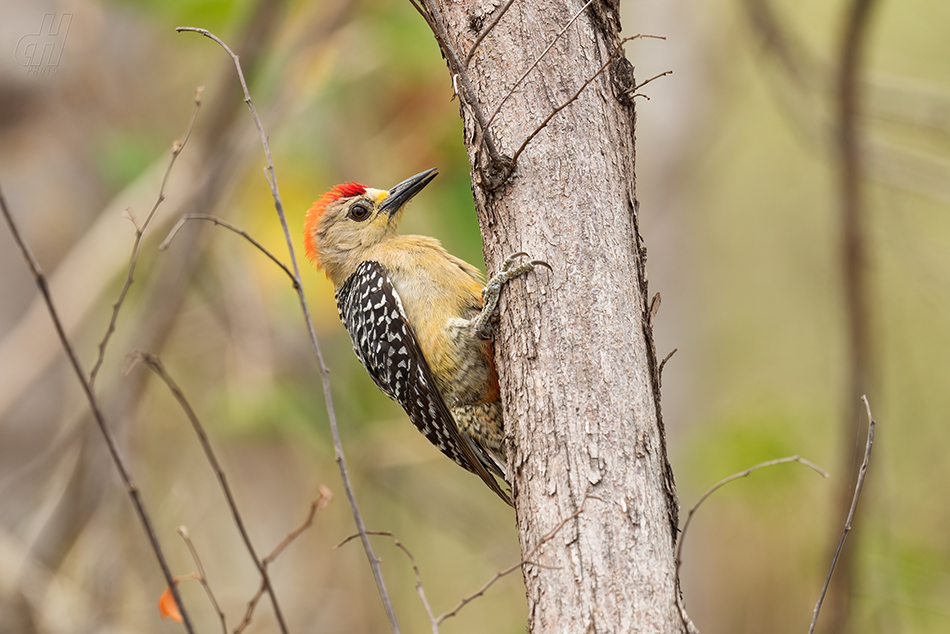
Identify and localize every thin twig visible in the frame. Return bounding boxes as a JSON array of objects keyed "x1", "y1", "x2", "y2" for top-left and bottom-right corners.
[
  {"x1": 235, "y1": 586, "x2": 267, "y2": 634},
  {"x1": 657, "y1": 348, "x2": 677, "y2": 386},
  {"x1": 336, "y1": 495, "x2": 592, "y2": 629},
  {"x1": 463, "y1": 0, "x2": 517, "y2": 67},
  {"x1": 160, "y1": 213, "x2": 296, "y2": 284},
  {"x1": 471, "y1": 0, "x2": 598, "y2": 184},
  {"x1": 436, "y1": 560, "x2": 524, "y2": 627},
  {"x1": 627, "y1": 69, "x2": 673, "y2": 95},
  {"x1": 808, "y1": 396, "x2": 876, "y2": 634},
  {"x1": 235, "y1": 487, "x2": 333, "y2": 634},
  {"x1": 178, "y1": 526, "x2": 228, "y2": 634},
  {"x1": 438, "y1": 495, "x2": 595, "y2": 624},
  {"x1": 176, "y1": 26, "x2": 401, "y2": 634},
  {"x1": 411, "y1": 0, "x2": 507, "y2": 175},
  {"x1": 0, "y1": 186, "x2": 196, "y2": 634},
  {"x1": 511, "y1": 34, "x2": 665, "y2": 165},
  {"x1": 483, "y1": 0, "x2": 596, "y2": 135},
  {"x1": 89, "y1": 88, "x2": 203, "y2": 388},
  {"x1": 132, "y1": 351, "x2": 289, "y2": 634},
  {"x1": 831, "y1": 0, "x2": 879, "y2": 626},
  {"x1": 265, "y1": 485, "x2": 333, "y2": 565},
  {"x1": 675, "y1": 455, "x2": 829, "y2": 572}
]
